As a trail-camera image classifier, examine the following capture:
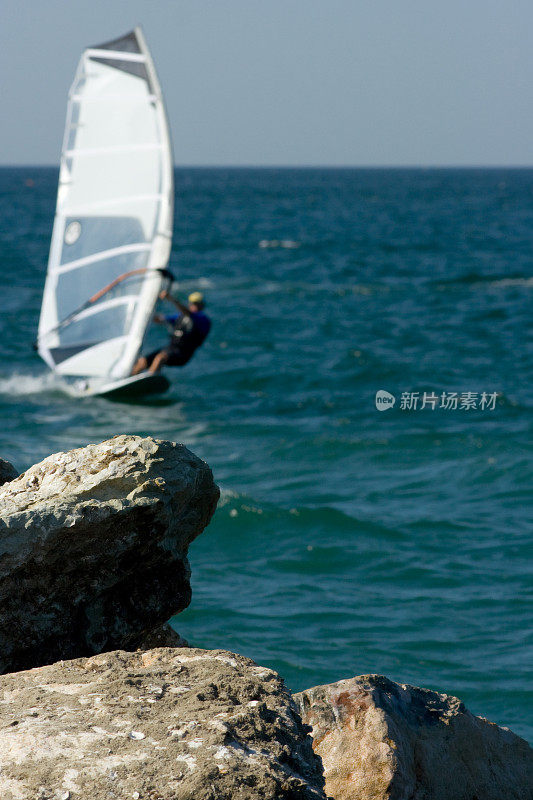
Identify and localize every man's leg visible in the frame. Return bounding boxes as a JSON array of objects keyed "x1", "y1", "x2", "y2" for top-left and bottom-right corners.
[
  {"x1": 131, "y1": 356, "x2": 148, "y2": 375},
  {"x1": 148, "y1": 350, "x2": 169, "y2": 374}
]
